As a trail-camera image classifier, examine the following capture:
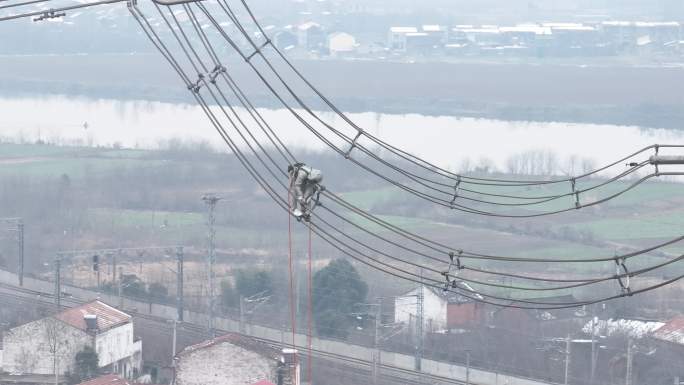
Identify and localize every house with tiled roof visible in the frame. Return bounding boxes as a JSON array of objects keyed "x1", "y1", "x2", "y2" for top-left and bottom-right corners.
[
  {"x1": 1, "y1": 300, "x2": 142, "y2": 379},
  {"x1": 174, "y1": 333, "x2": 299, "y2": 385}
]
